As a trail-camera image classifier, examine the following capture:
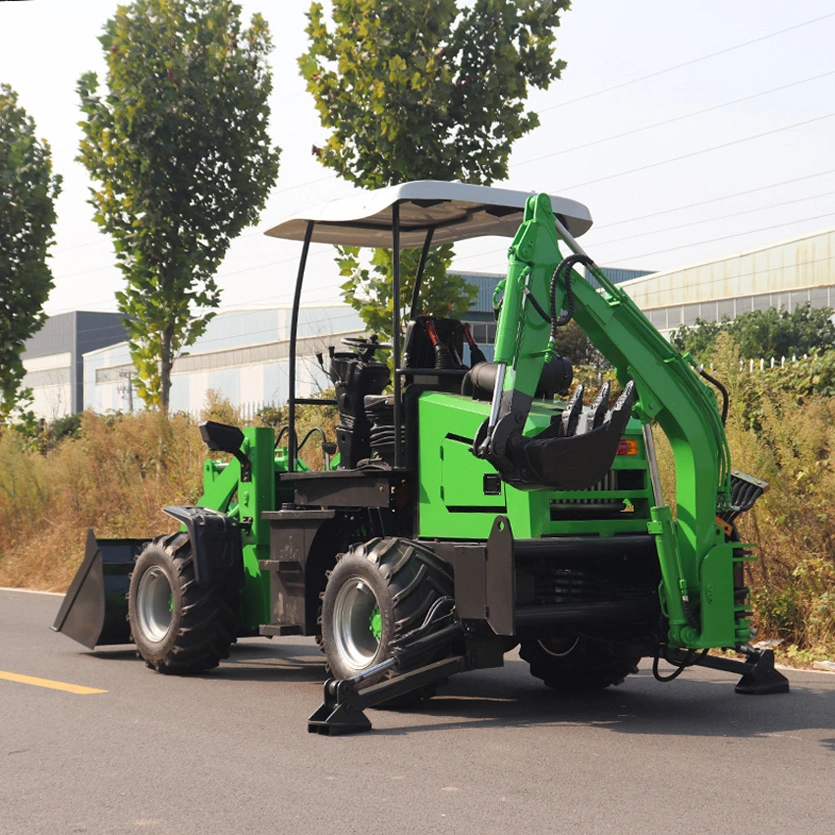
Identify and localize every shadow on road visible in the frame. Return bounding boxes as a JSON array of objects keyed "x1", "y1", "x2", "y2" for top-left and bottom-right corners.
[
  {"x1": 81, "y1": 638, "x2": 835, "y2": 746},
  {"x1": 369, "y1": 661, "x2": 835, "y2": 745},
  {"x1": 81, "y1": 637, "x2": 326, "y2": 683},
  {"x1": 201, "y1": 639, "x2": 325, "y2": 683}
]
